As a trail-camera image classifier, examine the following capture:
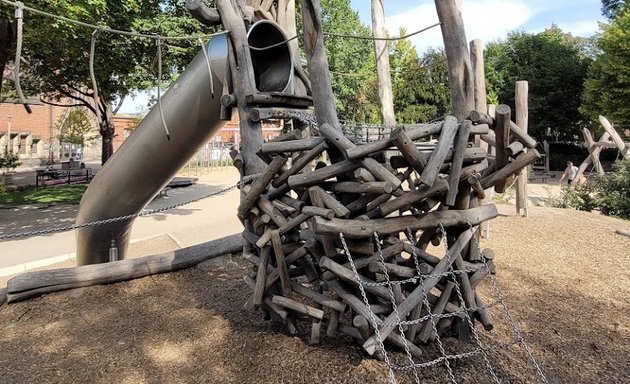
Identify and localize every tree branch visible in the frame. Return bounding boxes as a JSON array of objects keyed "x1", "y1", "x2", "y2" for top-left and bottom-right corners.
[
  {"x1": 39, "y1": 97, "x2": 85, "y2": 109},
  {"x1": 113, "y1": 94, "x2": 126, "y2": 114},
  {"x1": 65, "y1": 83, "x2": 94, "y2": 98},
  {"x1": 58, "y1": 90, "x2": 97, "y2": 115}
]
